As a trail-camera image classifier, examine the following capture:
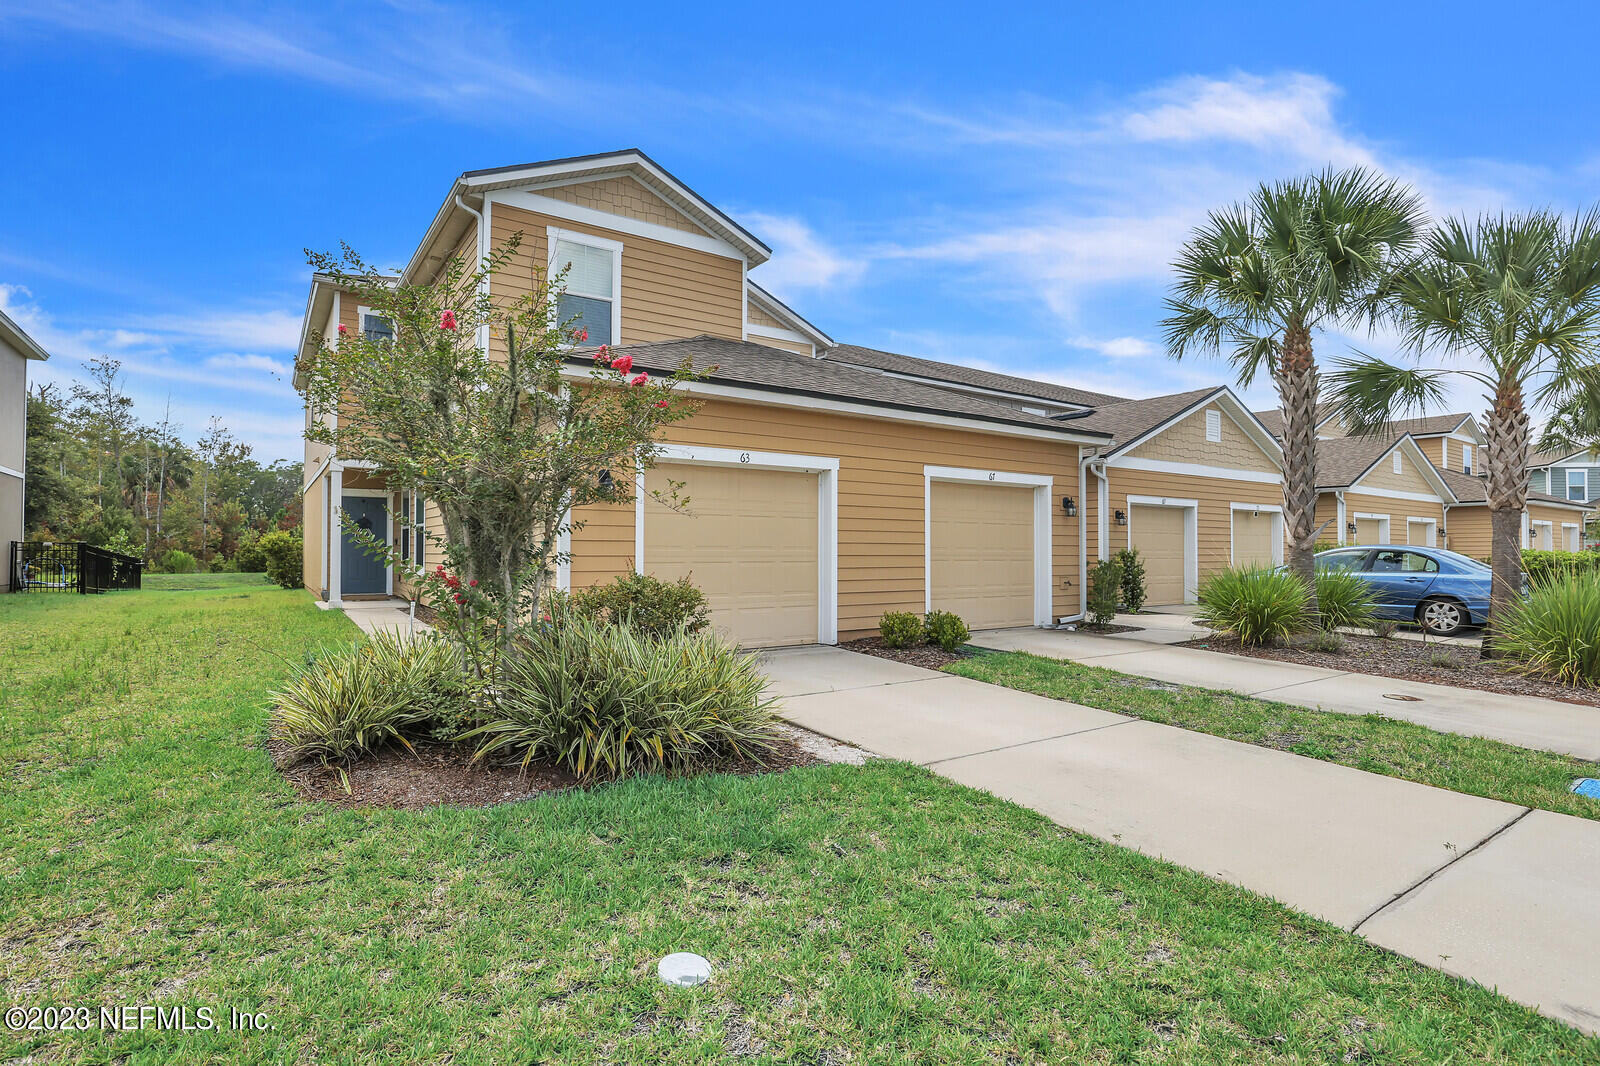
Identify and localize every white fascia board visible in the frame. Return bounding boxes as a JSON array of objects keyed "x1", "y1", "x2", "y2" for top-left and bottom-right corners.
[
  {"x1": 556, "y1": 367, "x2": 1108, "y2": 445},
  {"x1": 747, "y1": 324, "x2": 812, "y2": 345},
  {"x1": 490, "y1": 189, "x2": 745, "y2": 262},
  {"x1": 1109, "y1": 455, "x2": 1282, "y2": 485},
  {"x1": 746, "y1": 282, "x2": 834, "y2": 347}
]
